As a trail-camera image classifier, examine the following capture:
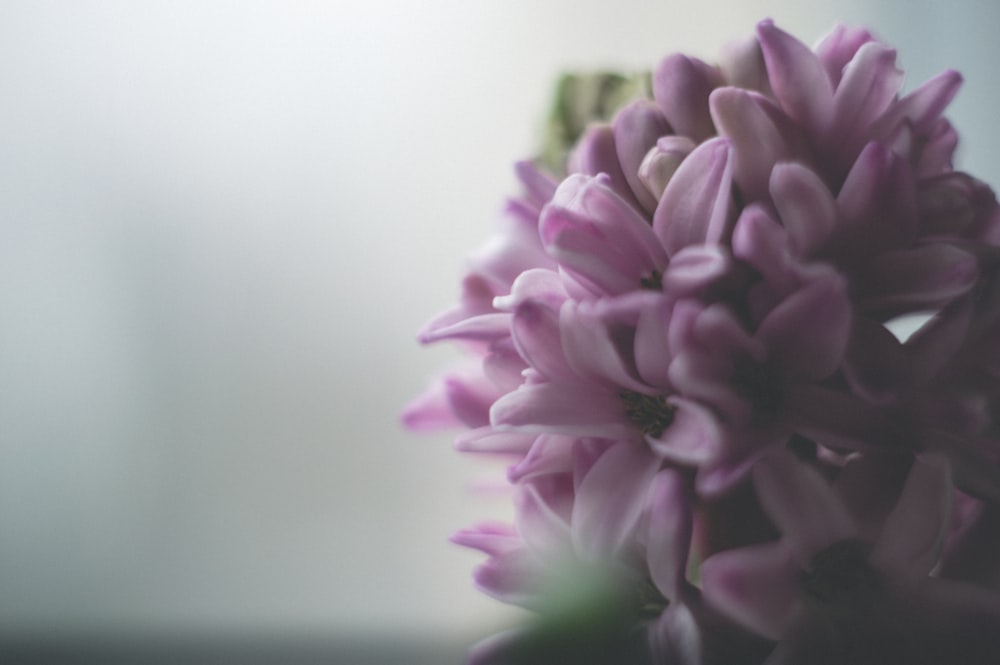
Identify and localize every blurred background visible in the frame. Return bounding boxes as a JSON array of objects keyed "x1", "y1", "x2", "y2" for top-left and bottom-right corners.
[{"x1": 0, "y1": 0, "x2": 998, "y2": 661}]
